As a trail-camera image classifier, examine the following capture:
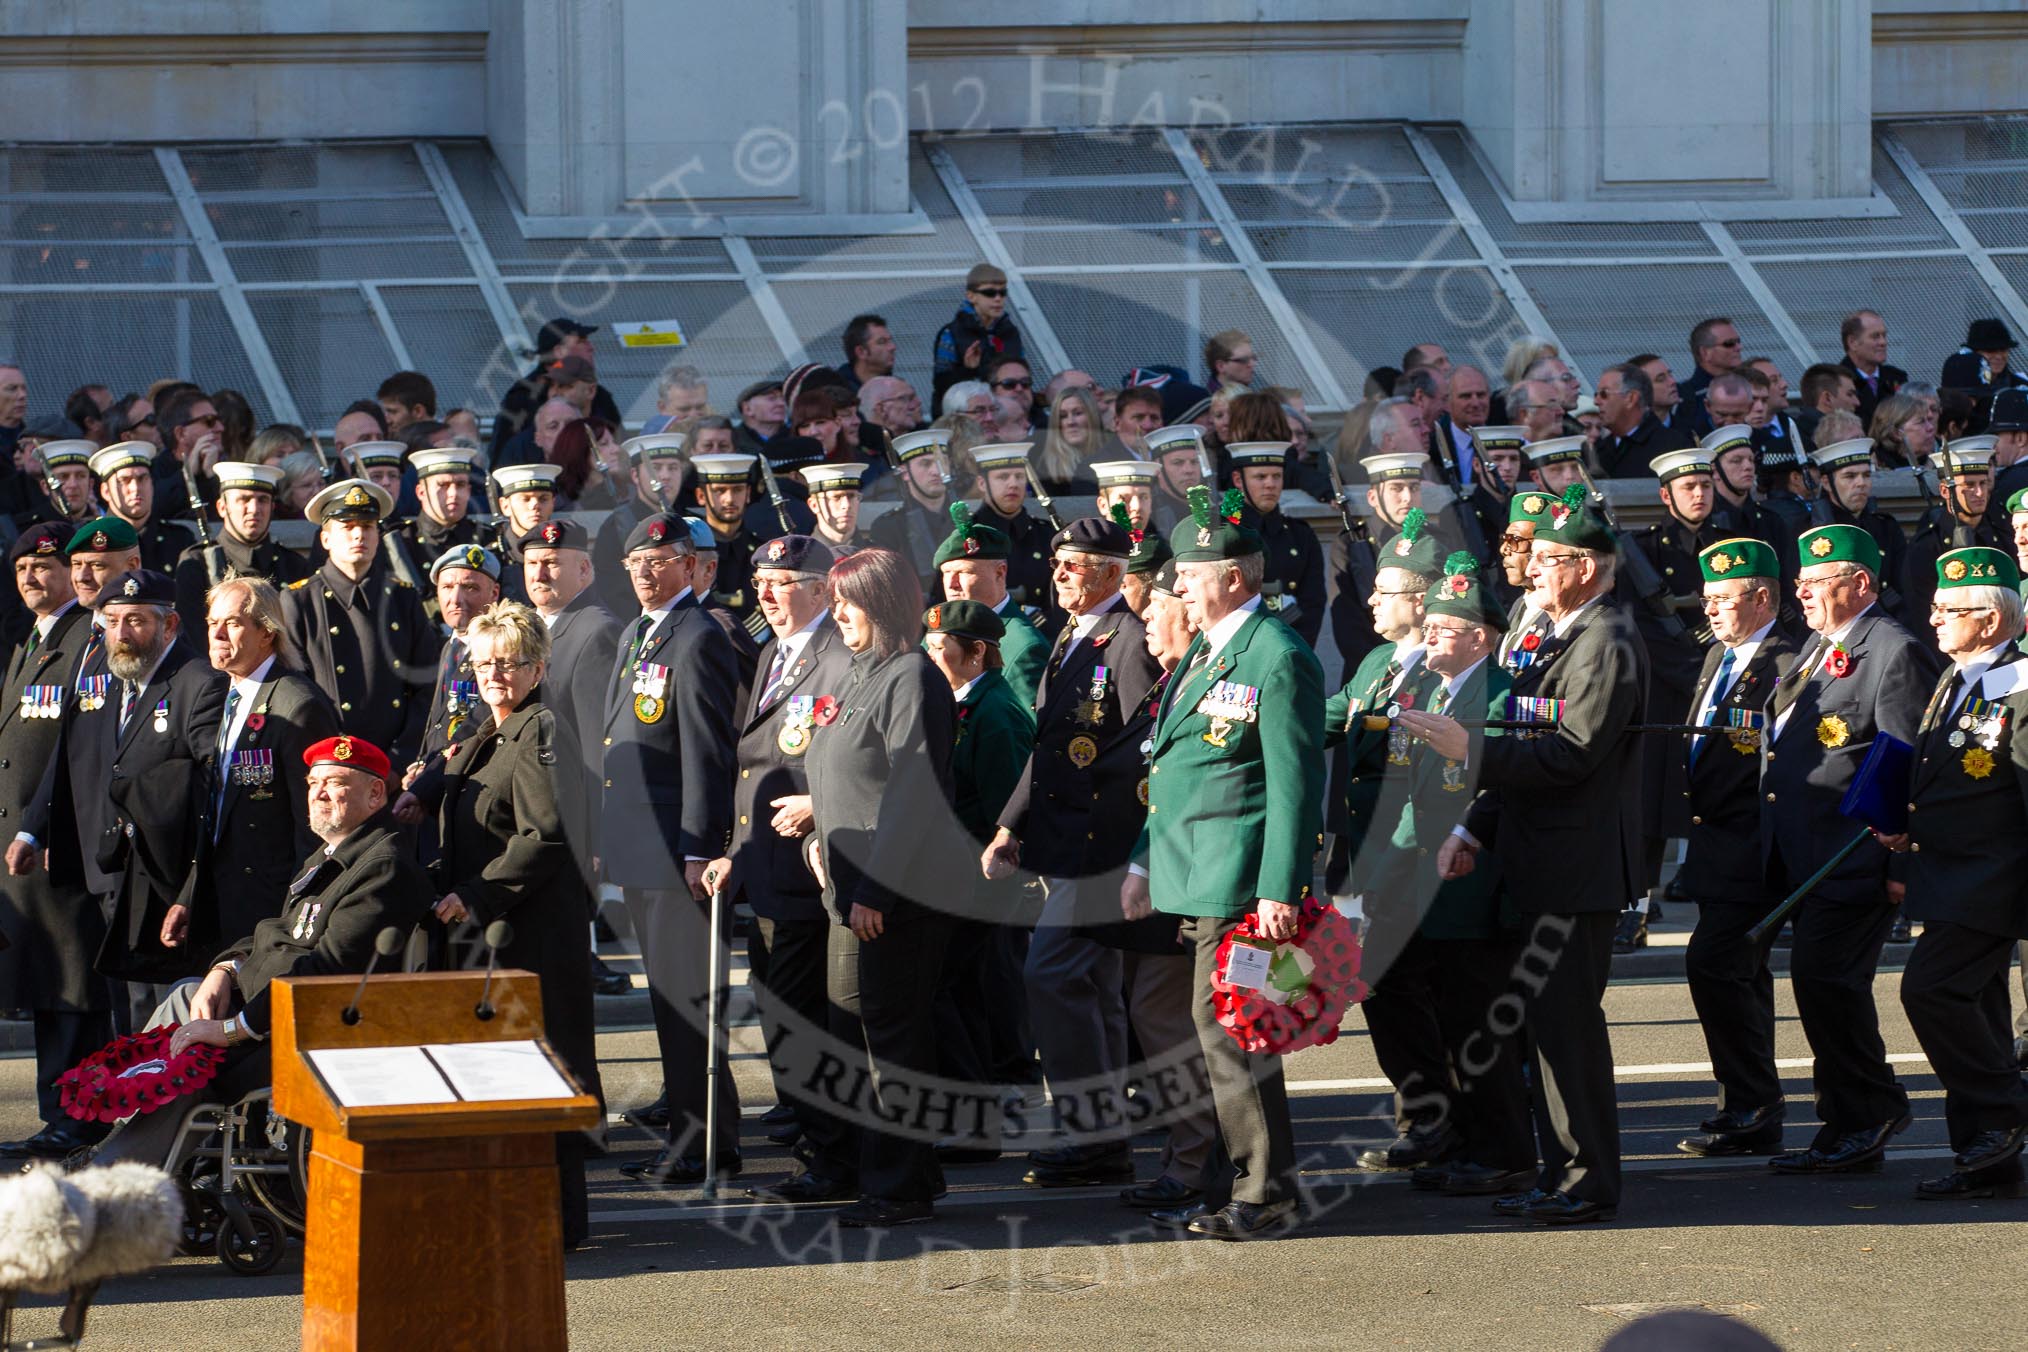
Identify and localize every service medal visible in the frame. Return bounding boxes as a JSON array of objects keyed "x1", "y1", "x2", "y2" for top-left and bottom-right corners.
[
  {"x1": 1136, "y1": 777, "x2": 1149, "y2": 806},
  {"x1": 778, "y1": 723, "x2": 810, "y2": 755},
  {"x1": 1963, "y1": 745, "x2": 1996, "y2": 779},
  {"x1": 1816, "y1": 714, "x2": 1849, "y2": 748},
  {"x1": 635, "y1": 693, "x2": 665, "y2": 724},
  {"x1": 1949, "y1": 730, "x2": 1967, "y2": 748},
  {"x1": 1067, "y1": 734, "x2": 1098, "y2": 769}
]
